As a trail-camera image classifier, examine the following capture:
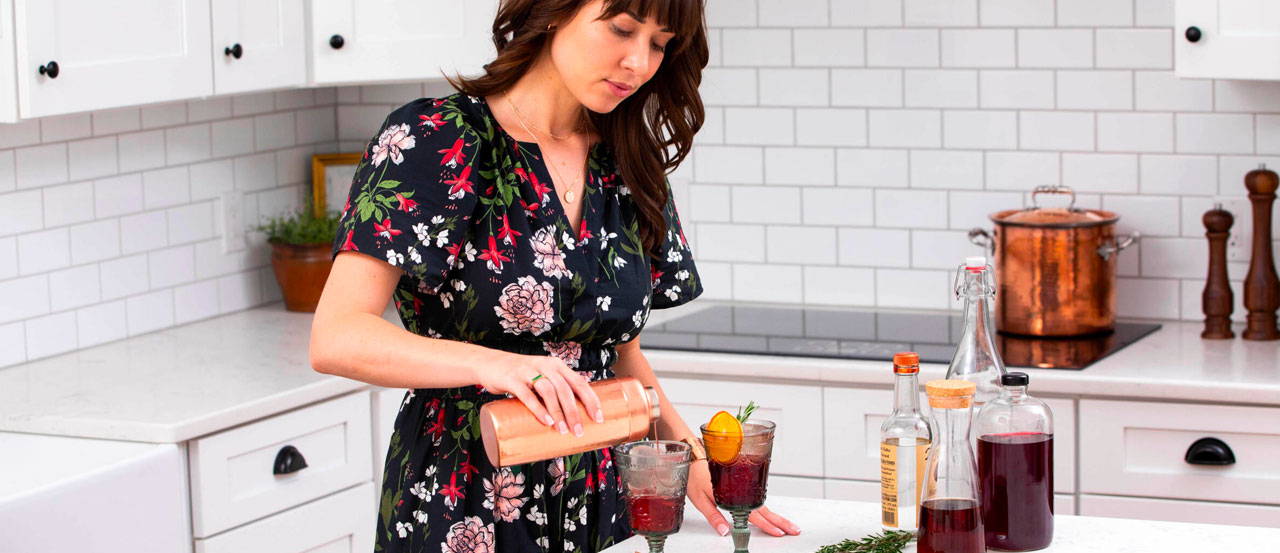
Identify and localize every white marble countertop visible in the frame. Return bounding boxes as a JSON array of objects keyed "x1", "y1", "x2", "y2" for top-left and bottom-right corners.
[
  {"x1": 643, "y1": 301, "x2": 1280, "y2": 406},
  {"x1": 603, "y1": 495, "x2": 1280, "y2": 552}
]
